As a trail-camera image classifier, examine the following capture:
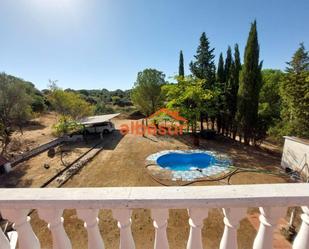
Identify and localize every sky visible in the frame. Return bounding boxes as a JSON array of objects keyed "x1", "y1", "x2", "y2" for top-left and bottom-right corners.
[{"x1": 0, "y1": 0, "x2": 308, "y2": 91}]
